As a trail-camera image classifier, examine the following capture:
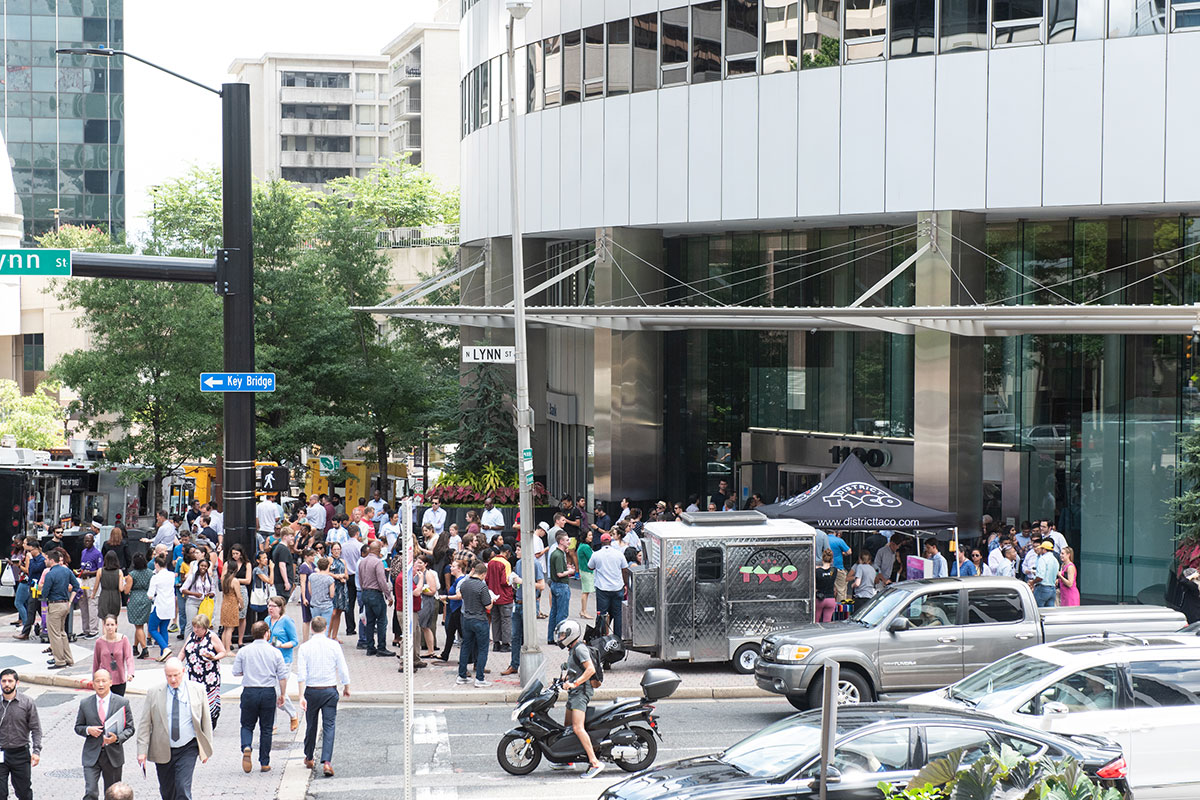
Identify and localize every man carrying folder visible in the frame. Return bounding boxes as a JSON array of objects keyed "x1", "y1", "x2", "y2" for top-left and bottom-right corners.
[{"x1": 75, "y1": 669, "x2": 135, "y2": 800}]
